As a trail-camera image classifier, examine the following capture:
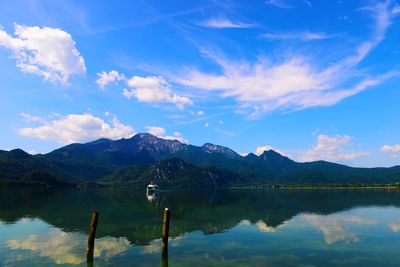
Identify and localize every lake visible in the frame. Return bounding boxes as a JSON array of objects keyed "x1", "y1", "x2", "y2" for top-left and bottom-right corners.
[{"x1": 1, "y1": 188, "x2": 400, "y2": 266}]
